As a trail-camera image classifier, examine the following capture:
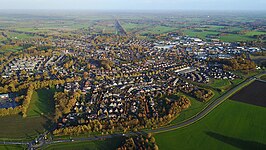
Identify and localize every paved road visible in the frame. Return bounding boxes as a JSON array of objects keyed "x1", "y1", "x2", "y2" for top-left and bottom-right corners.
[{"x1": 0, "y1": 73, "x2": 263, "y2": 149}]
